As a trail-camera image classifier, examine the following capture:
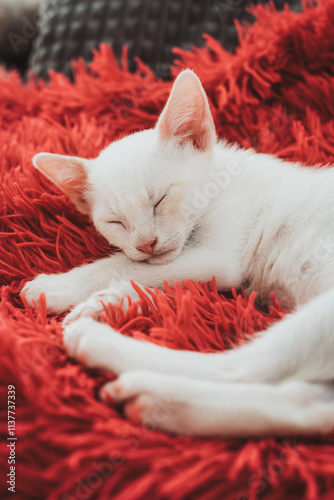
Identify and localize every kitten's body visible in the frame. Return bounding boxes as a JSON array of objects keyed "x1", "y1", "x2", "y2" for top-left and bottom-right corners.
[{"x1": 22, "y1": 70, "x2": 334, "y2": 437}]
